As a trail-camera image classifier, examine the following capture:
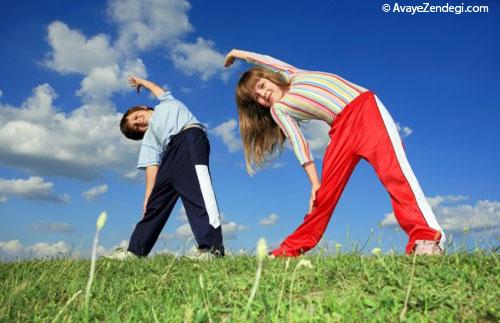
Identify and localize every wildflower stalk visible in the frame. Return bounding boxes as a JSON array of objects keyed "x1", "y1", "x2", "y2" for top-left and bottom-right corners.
[
  {"x1": 244, "y1": 238, "x2": 267, "y2": 317},
  {"x1": 84, "y1": 212, "x2": 107, "y2": 319},
  {"x1": 400, "y1": 252, "x2": 417, "y2": 320},
  {"x1": 288, "y1": 259, "x2": 313, "y2": 315},
  {"x1": 276, "y1": 258, "x2": 291, "y2": 316},
  {"x1": 199, "y1": 275, "x2": 213, "y2": 323},
  {"x1": 51, "y1": 290, "x2": 82, "y2": 323}
]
